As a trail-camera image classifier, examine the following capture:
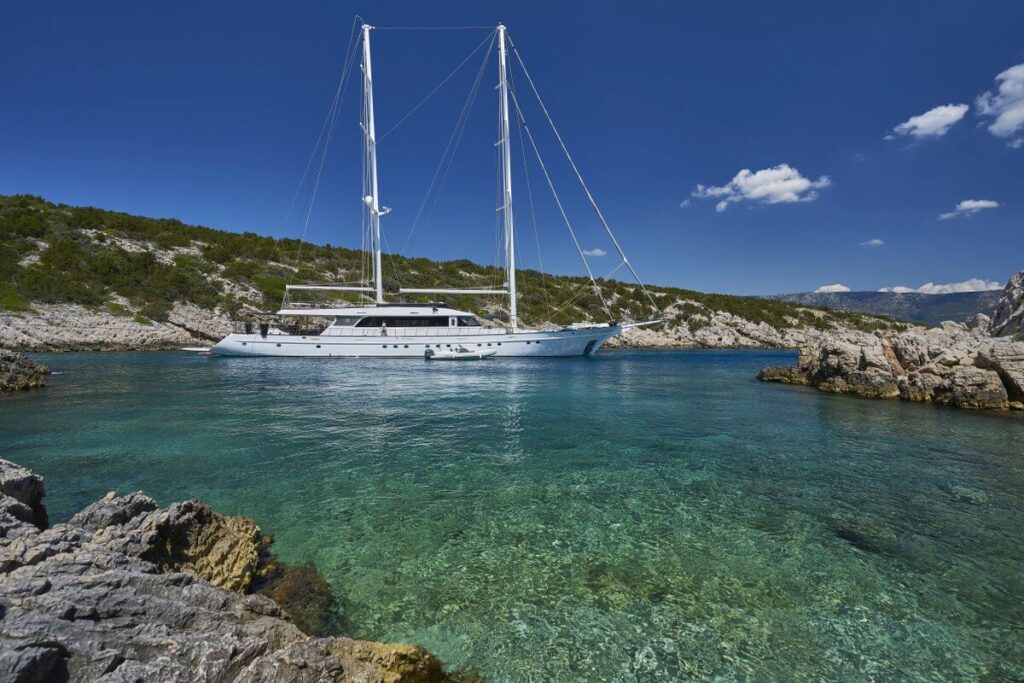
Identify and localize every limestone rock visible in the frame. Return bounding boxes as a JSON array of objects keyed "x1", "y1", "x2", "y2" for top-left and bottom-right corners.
[
  {"x1": 933, "y1": 367, "x2": 1008, "y2": 410},
  {"x1": 759, "y1": 323, "x2": 1022, "y2": 411},
  {"x1": 71, "y1": 493, "x2": 262, "y2": 592},
  {"x1": 990, "y1": 271, "x2": 1024, "y2": 338},
  {"x1": 975, "y1": 340, "x2": 1024, "y2": 401},
  {"x1": 0, "y1": 302, "x2": 232, "y2": 351},
  {"x1": 0, "y1": 351, "x2": 48, "y2": 391},
  {"x1": 0, "y1": 459, "x2": 47, "y2": 531},
  {"x1": 0, "y1": 459, "x2": 452, "y2": 682},
  {"x1": 965, "y1": 312, "x2": 991, "y2": 331},
  {"x1": 817, "y1": 369, "x2": 901, "y2": 399},
  {"x1": 897, "y1": 372, "x2": 945, "y2": 402}
]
